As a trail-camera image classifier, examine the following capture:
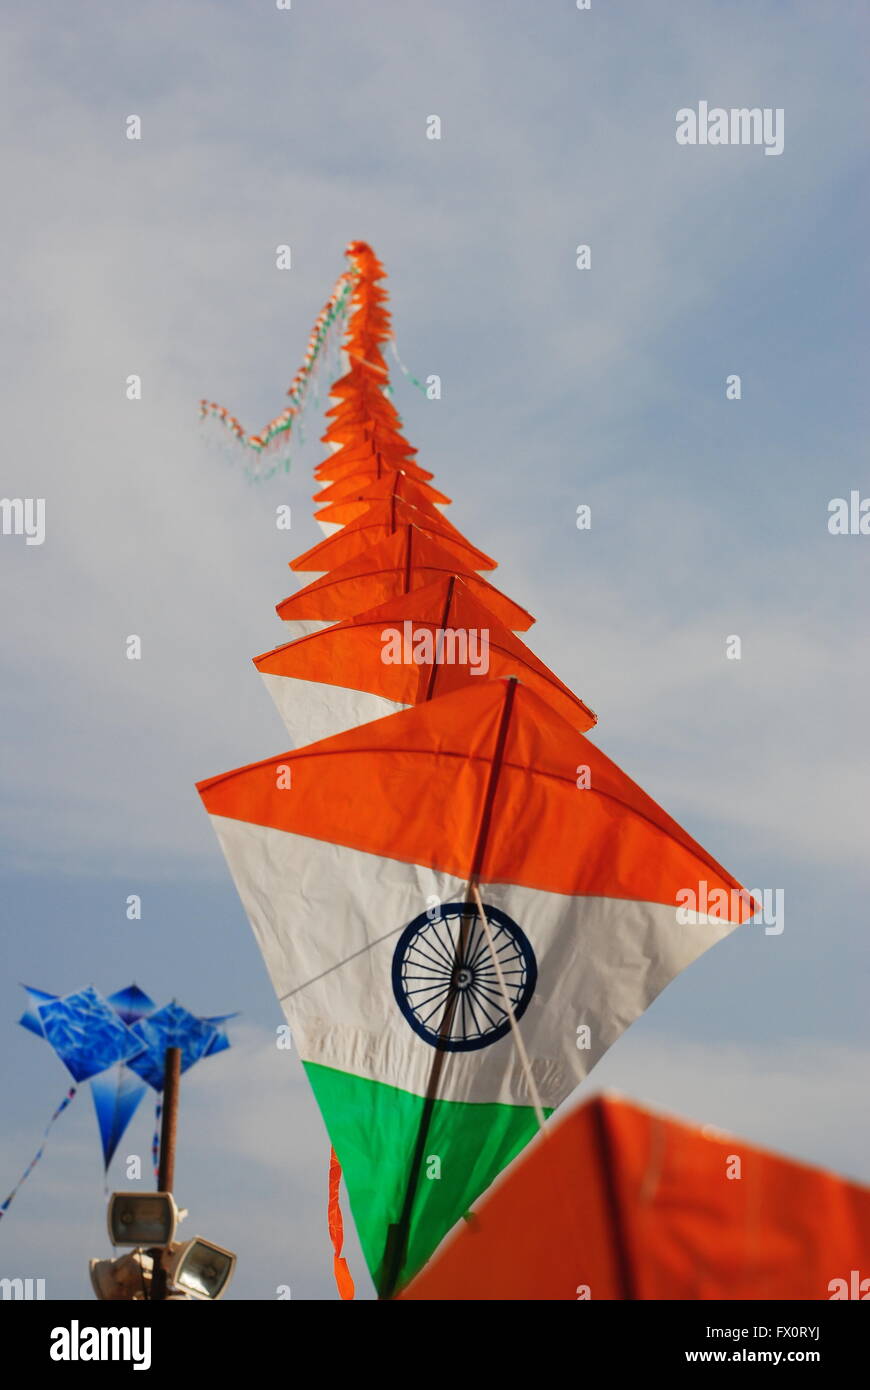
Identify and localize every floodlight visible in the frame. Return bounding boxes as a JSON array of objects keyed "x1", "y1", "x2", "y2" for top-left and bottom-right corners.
[
  {"x1": 107, "y1": 1191, "x2": 178, "y2": 1247},
  {"x1": 89, "y1": 1249, "x2": 154, "y2": 1300},
  {"x1": 164, "y1": 1237, "x2": 236, "y2": 1300}
]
